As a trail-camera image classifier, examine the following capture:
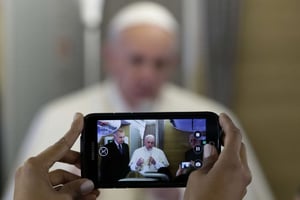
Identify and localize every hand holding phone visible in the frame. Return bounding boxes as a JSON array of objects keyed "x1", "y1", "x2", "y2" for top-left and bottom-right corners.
[{"x1": 184, "y1": 113, "x2": 251, "y2": 200}]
